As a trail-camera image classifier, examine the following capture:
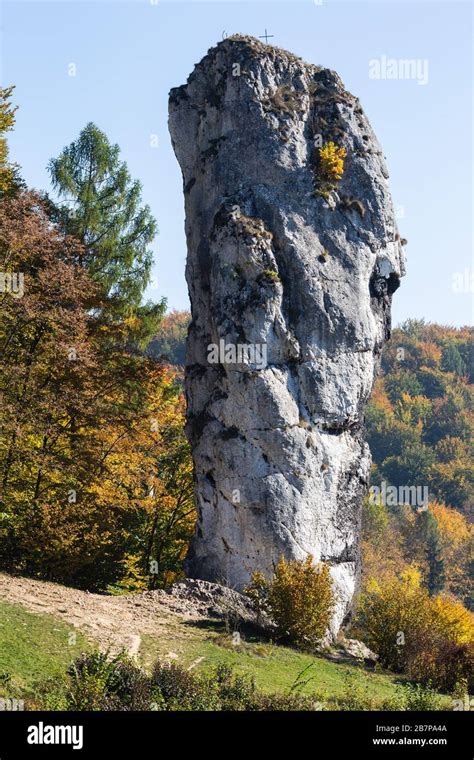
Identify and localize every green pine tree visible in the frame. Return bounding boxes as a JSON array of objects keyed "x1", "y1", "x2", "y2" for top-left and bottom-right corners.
[
  {"x1": 48, "y1": 122, "x2": 165, "y2": 341},
  {"x1": 441, "y1": 343, "x2": 466, "y2": 377}
]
